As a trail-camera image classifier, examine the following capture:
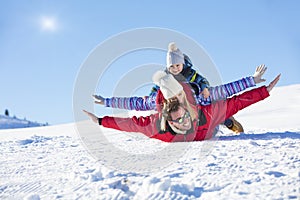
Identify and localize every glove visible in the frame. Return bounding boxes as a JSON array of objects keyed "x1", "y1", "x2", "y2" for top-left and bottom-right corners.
[{"x1": 253, "y1": 64, "x2": 267, "y2": 84}]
